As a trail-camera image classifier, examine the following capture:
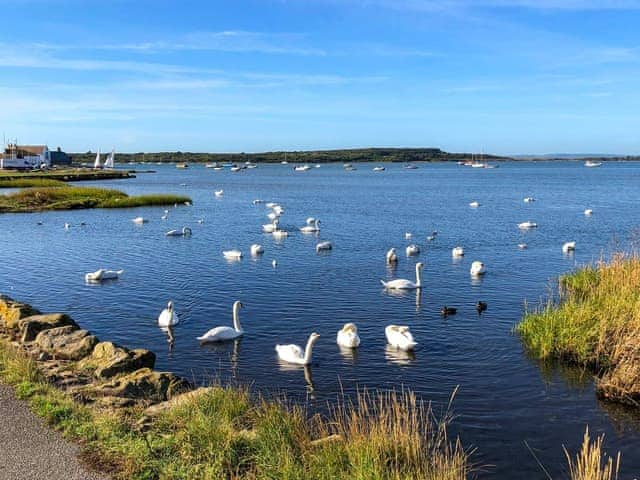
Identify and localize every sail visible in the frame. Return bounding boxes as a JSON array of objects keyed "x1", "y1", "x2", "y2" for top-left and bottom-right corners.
[
  {"x1": 94, "y1": 150, "x2": 102, "y2": 169},
  {"x1": 104, "y1": 149, "x2": 115, "y2": 169}
]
